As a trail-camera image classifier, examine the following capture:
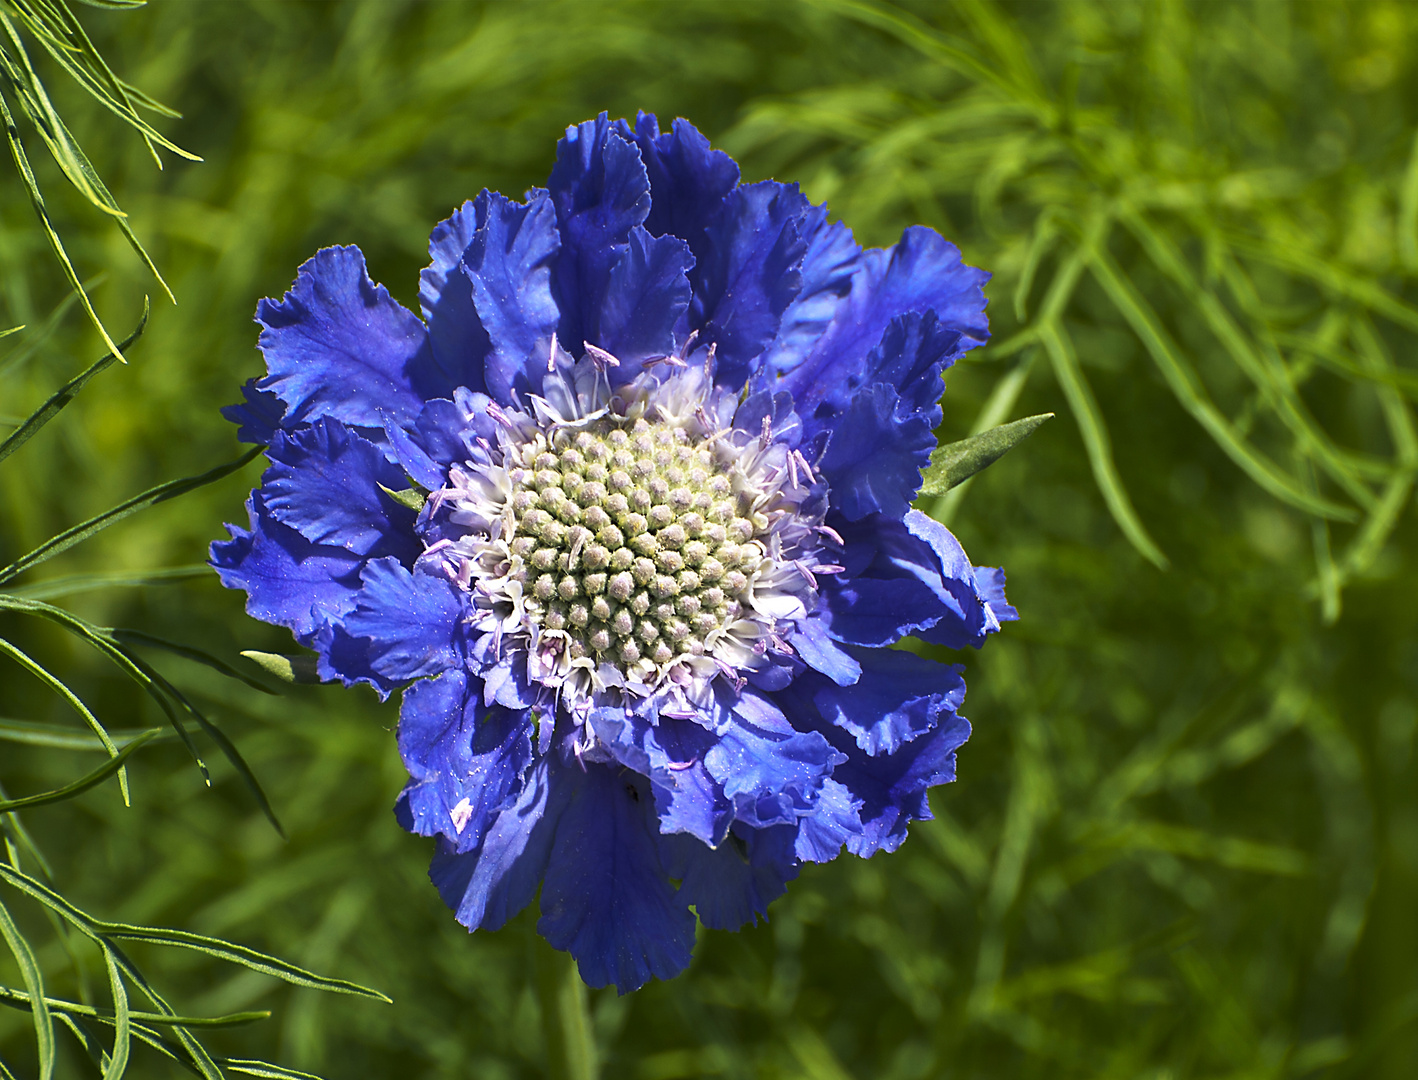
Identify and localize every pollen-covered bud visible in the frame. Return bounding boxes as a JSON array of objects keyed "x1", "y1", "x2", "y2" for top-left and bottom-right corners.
[{"x1": 608, "y1": 572, "x2": 635, "y2": 601}]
